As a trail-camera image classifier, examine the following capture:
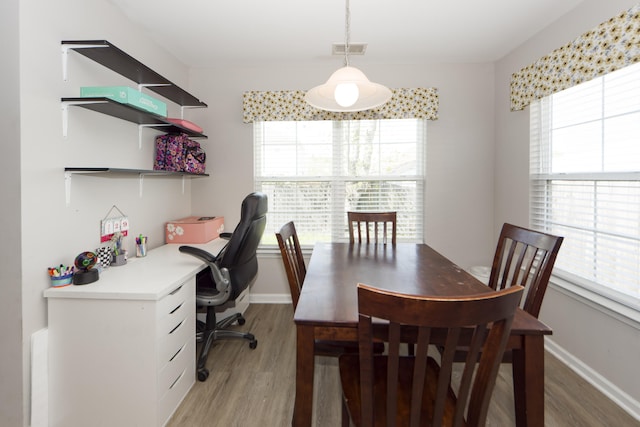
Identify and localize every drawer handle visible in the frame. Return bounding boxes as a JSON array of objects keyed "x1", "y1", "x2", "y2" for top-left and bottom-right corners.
[
  {"x1": 169, "y1": 370, "x2": 185, "y2": 390},
  {"x1": 169, "y1": 343, "x2": 186, "y2": 362},
  {"x1": 169, "y1": 319, "x2": 185, "y2": 335},
  {"x1": 169, "y1": 302, "x2": 184, "y2": 315},
  {"x1": 169, "y1": 285, "x2": 183, "y2": 295}
]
